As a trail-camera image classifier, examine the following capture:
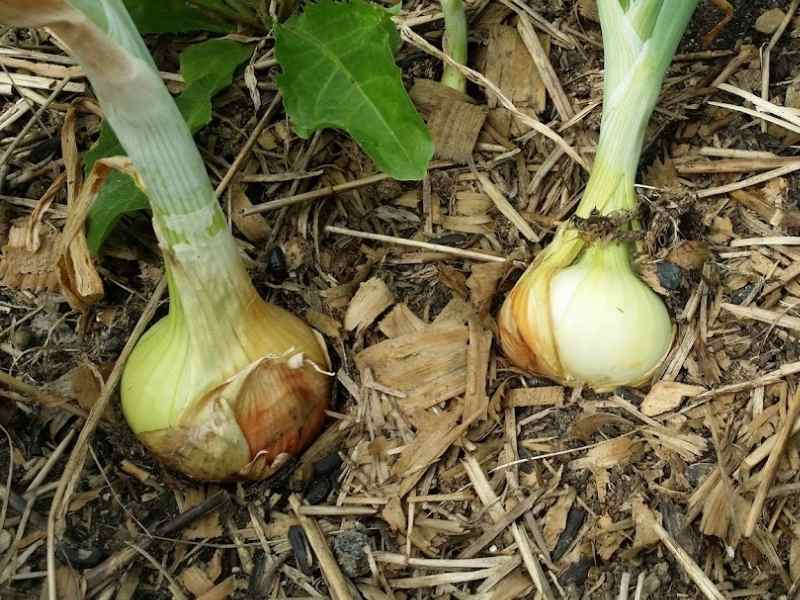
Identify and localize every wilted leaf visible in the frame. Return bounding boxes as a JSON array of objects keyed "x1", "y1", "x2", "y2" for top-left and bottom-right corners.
[
  {"x1": 85, "y1": 38, "x2": 252, "y2": 254},
  {"x1": 275, "y1": 0, "x2": 433, "y2": 180}
]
